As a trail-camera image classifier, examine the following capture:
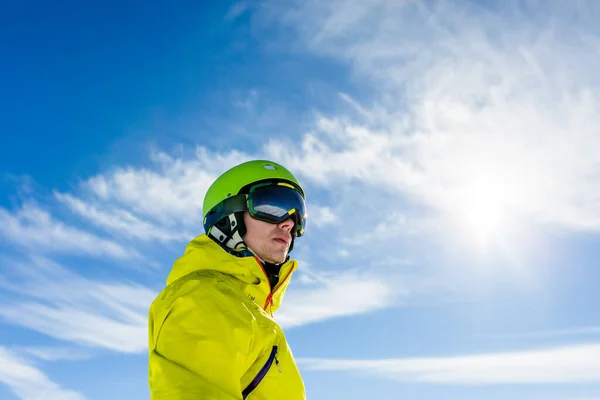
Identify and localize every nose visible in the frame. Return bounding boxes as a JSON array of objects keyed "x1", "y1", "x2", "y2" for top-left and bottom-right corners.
[{"x1": 277, "y1": 217, "x2": 294, "y2": 233}]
